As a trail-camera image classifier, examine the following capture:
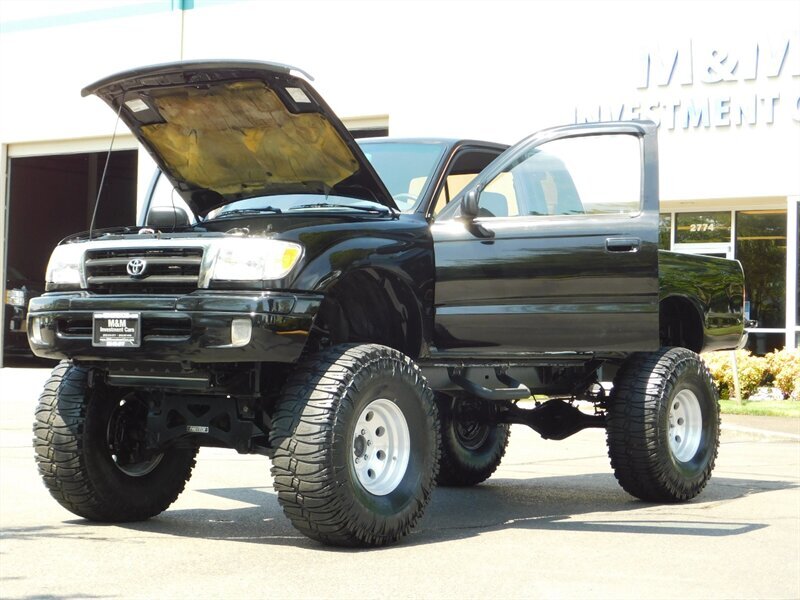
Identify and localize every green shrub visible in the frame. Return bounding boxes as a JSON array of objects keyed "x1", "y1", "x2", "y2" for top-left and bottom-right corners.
[
  {"x1": 765, "y1": 348, "x2": 800, "y2": 400},
  {"x1": 701, "y1": 350, "x2": 768, "y2": 400}
]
